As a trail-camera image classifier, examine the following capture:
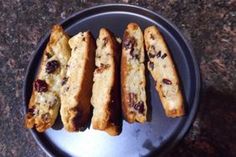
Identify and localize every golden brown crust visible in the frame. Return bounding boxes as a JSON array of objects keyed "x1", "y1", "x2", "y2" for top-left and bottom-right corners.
[
  {"x1": 121, "y1": 23, "x2": 147, "y2": 123},
  {"x1": 121, "y1": 51, "x2": 129, "y2": 121},
  {"x1": 144, "y1": 26, "x2": 185, "y2": 117},
  {"x1": 25, "y1": 25, "x2": 71, "y2": 132},
  {"x1": 60, "y1": 31, "x2": 96, "y2": 132},
  {"x1": 91, "y1": 28, "x2": 122, "y2": 136}
]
